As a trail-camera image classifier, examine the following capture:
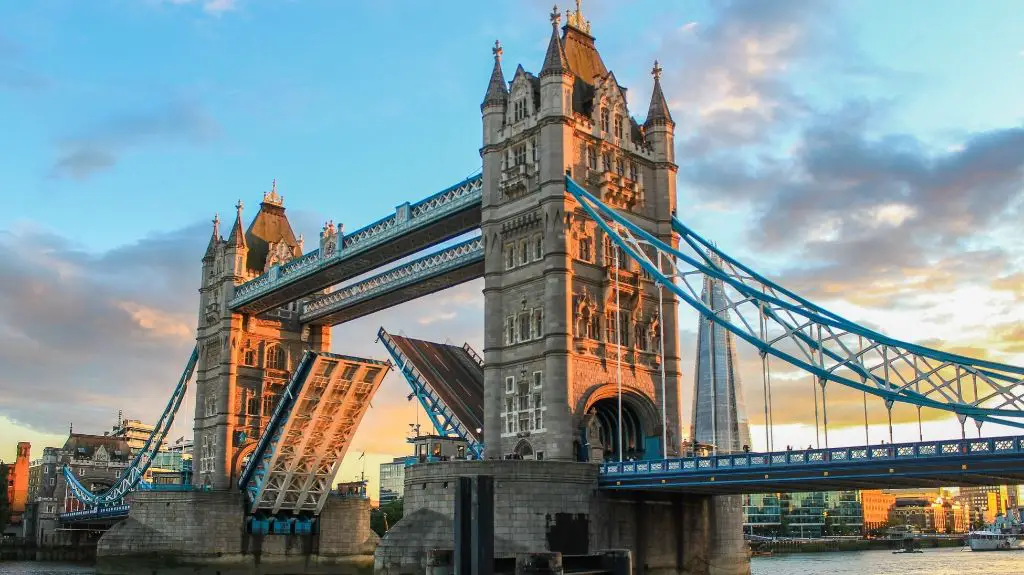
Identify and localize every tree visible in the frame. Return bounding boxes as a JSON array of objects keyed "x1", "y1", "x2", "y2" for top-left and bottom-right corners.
[{"x1": 371, "y1": 498, "x2": 404, "y2": 537}]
